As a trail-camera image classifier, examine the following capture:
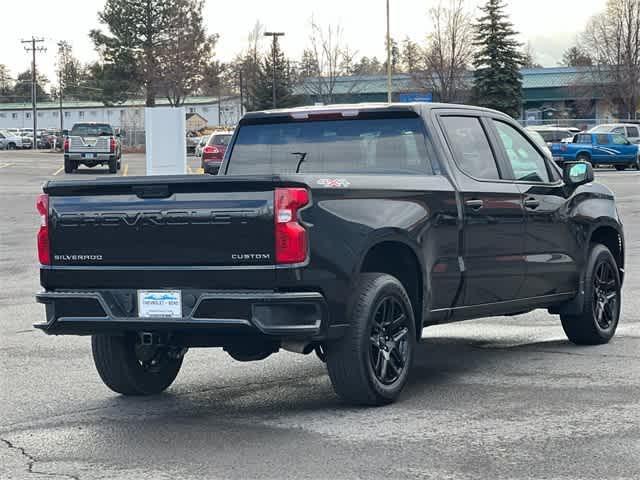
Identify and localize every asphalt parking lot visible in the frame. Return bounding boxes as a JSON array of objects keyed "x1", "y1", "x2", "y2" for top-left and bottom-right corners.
[{"x1": 1, "y1": 149, "x2": 639, "y2": 480}]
